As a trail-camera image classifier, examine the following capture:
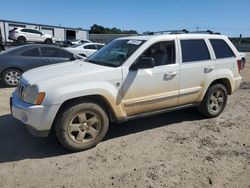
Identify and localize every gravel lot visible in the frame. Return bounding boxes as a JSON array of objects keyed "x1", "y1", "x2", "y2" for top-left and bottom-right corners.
[{"x1": 0, "y1": 53, "x2": 249, "y2": 188}]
